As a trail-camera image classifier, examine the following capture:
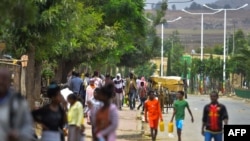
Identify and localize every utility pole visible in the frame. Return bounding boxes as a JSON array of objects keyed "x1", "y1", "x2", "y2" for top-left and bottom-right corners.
[
  {"x1": 182, "y1": 9, "x2": 222, "y2": 94},
  {"x1": 160, "y1": 17, "x2": 182, "y2": 76},
  {"x1": 203, "y1": 3, "x2": 248, "y2": 94},
  {"x1": 232, "y1": 23, "x2": 235, "y2": 55}
]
